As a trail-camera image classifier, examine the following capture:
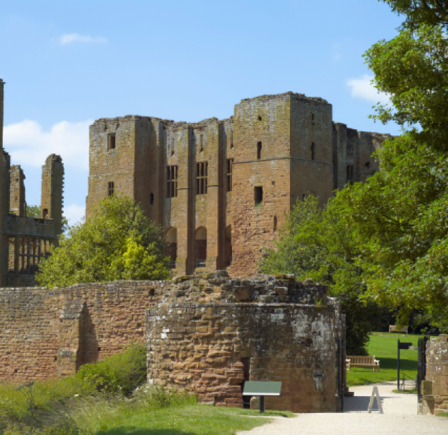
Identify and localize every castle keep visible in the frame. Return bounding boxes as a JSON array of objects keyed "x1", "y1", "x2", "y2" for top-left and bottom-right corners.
[
  {"x1": 0, "y1": 79, "x2": 64, "y2": 286},
  {"x1": 87, "y1": 92, "x2": 389, "y2": 277}
]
